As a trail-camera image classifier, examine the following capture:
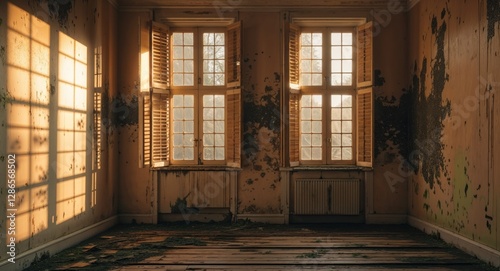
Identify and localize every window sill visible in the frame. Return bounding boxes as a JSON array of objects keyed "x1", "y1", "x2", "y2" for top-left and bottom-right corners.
[
  {"x1": 284, "y1": 165, "x2": 372, "y2": 172},
  {"x1": 152, "y1": 165, "x2": 241, "y2": 171}
]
